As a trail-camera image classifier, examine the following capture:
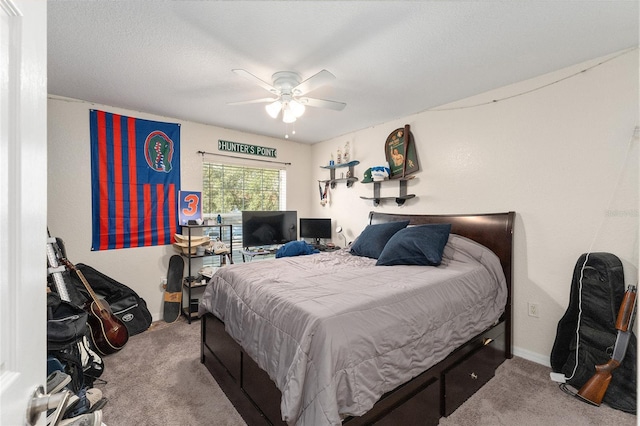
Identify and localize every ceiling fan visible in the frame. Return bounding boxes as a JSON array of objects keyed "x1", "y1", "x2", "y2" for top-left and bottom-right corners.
[{"x1": 228, "y1": 69, "x2": 346, "y2": 123}]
